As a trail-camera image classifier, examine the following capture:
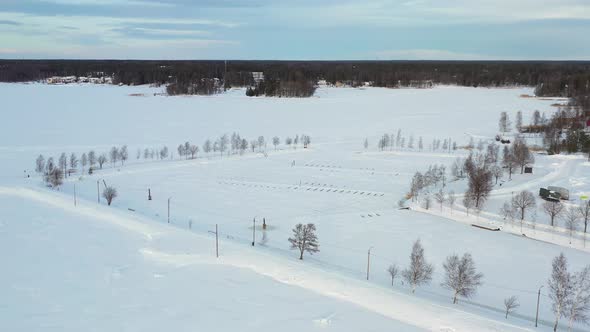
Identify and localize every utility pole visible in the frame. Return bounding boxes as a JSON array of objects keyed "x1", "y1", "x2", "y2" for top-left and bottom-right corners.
[
  {"x1": 535, "y1": 285, "x2": 543, "y2": 327},
  {"x1": 167, "y1": 197, "x2": 171, "y2": 223},
  {"x1": 252, "y1": 217, "x2": 256, "y2": 246},
  {"x1": 367, "y1": 247, "x2": 373, "y2": 281},
  {"x1": 215, "y1": 224, "x2": 219, "y2": 258}
]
